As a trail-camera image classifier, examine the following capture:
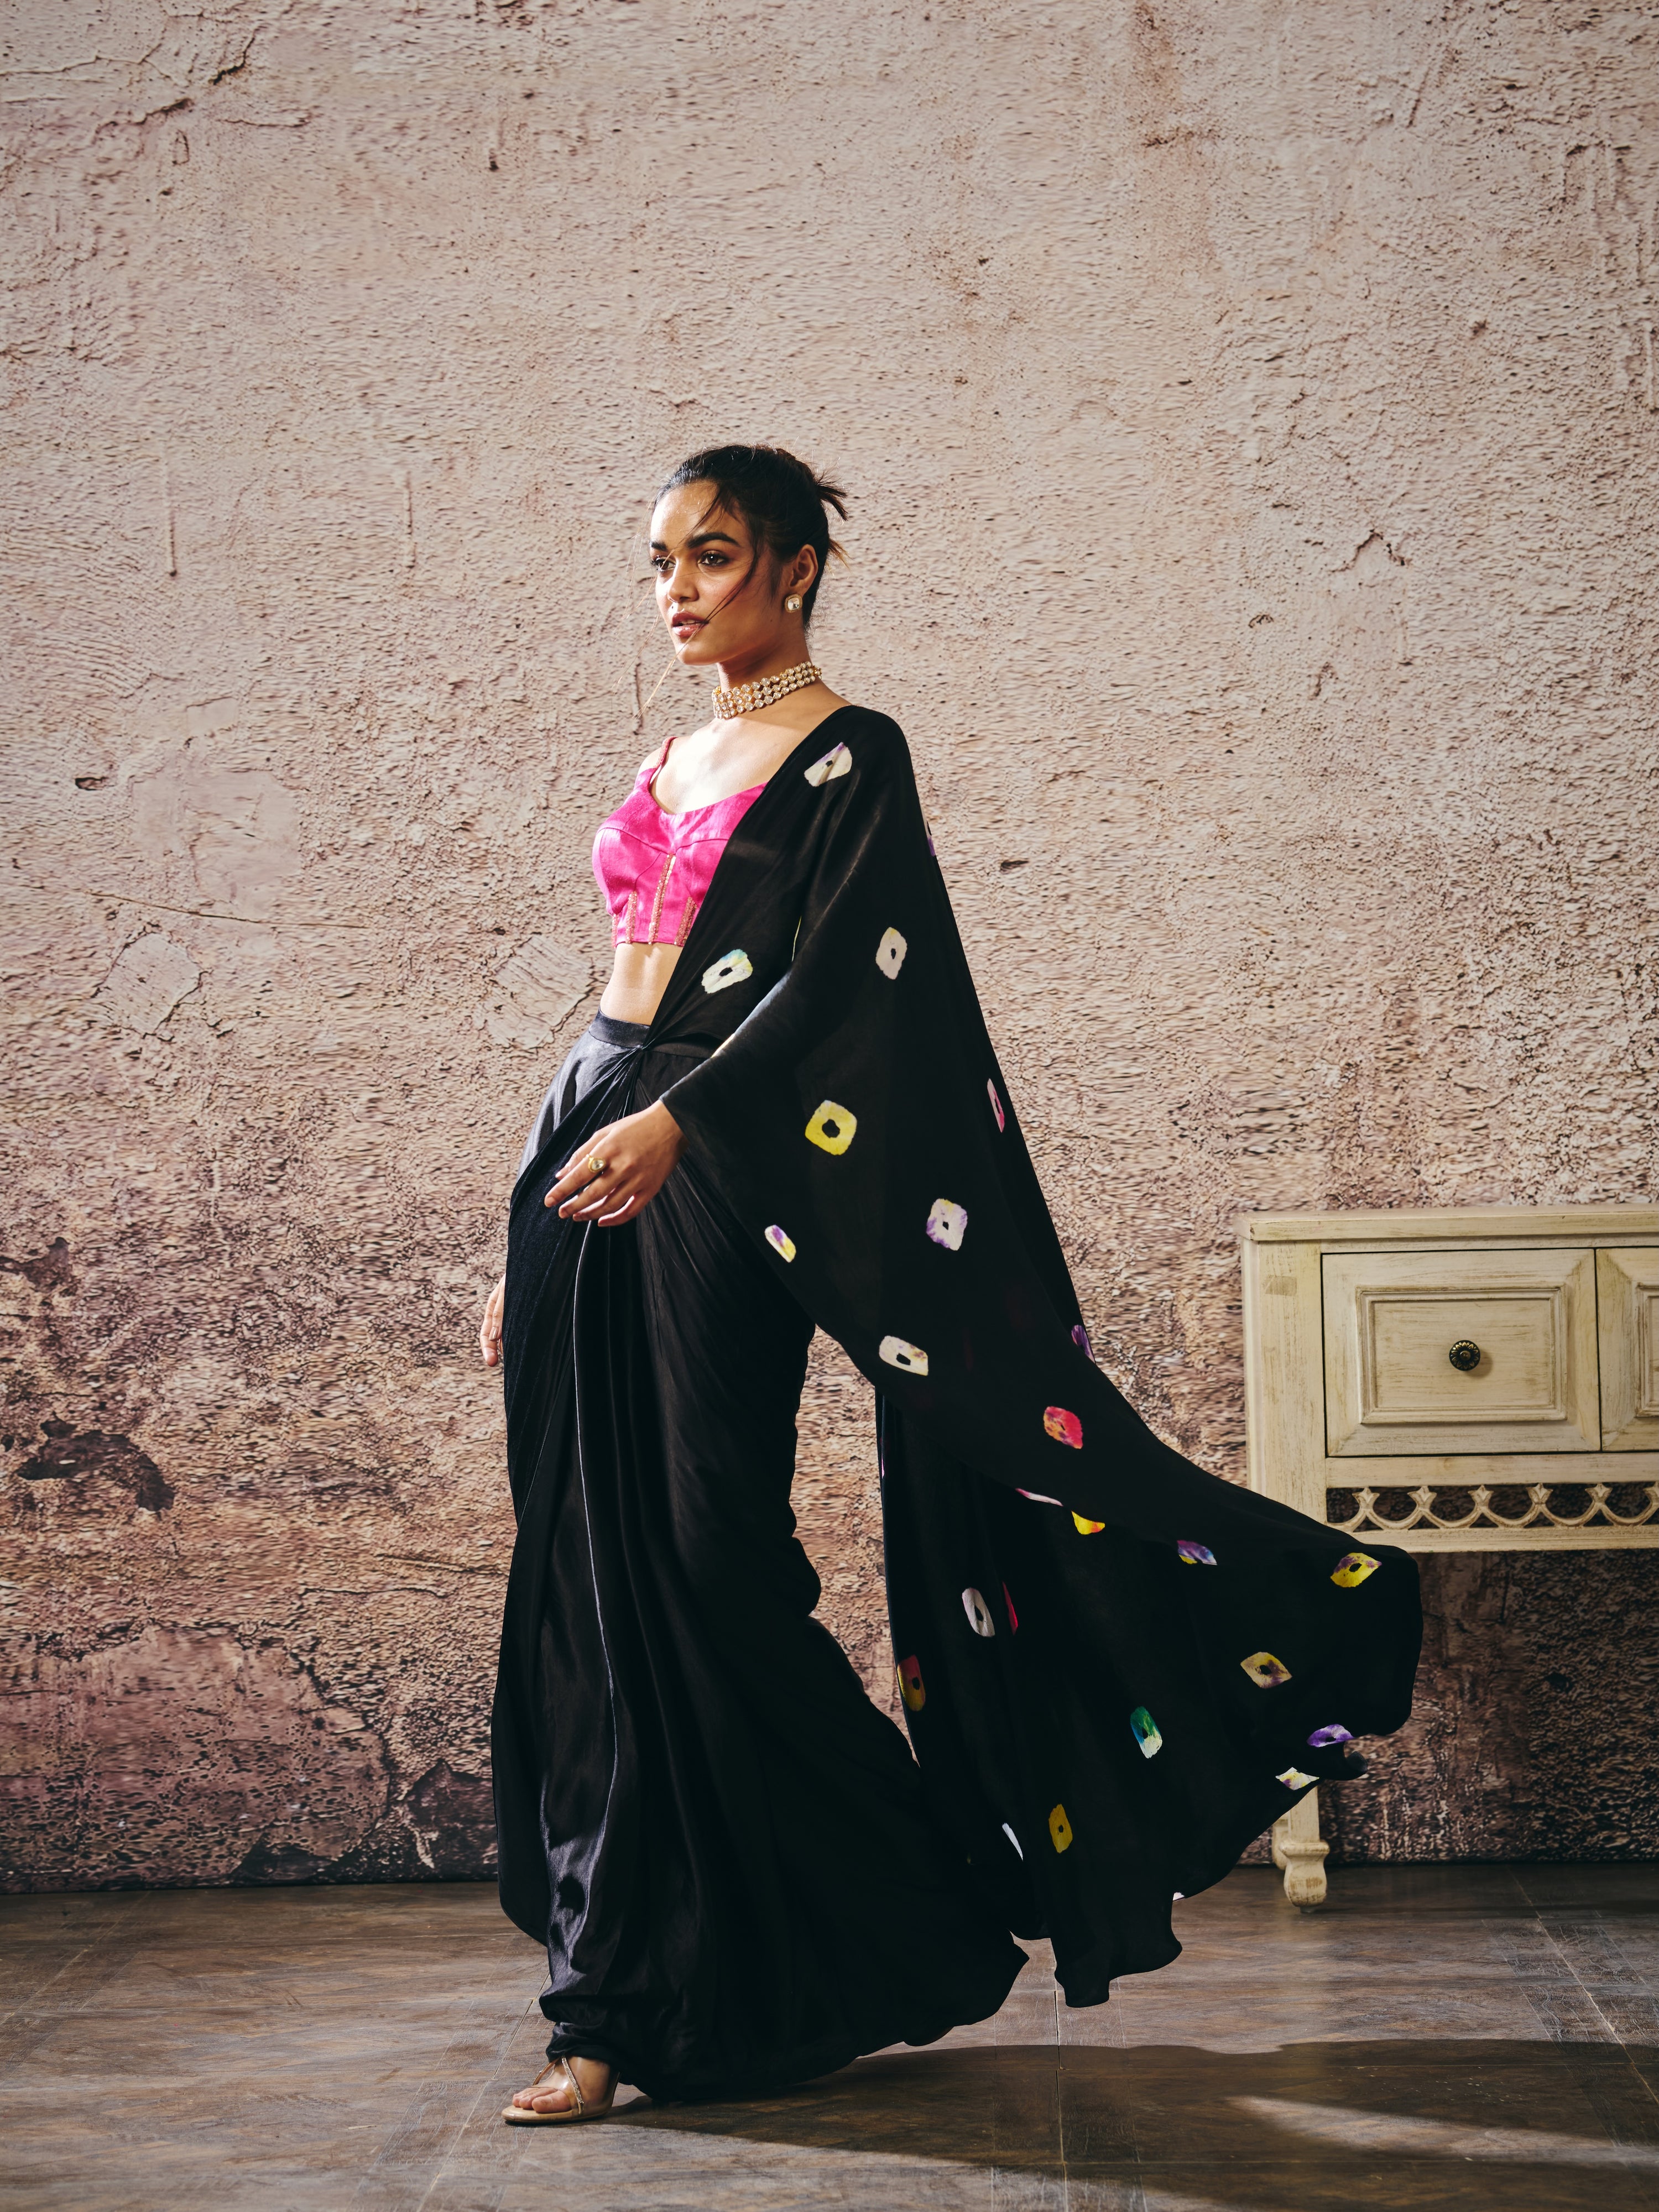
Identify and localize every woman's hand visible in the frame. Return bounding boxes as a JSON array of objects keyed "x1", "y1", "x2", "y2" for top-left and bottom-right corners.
[
  {"x1": 545, "y1": 1100, "x2": 686, "y2": 1226},
  {"x1": 480, "y1": 1274, "x2": 505, "y2": 1367},
  {"x1": 481, "y1": 1105, "x2": 684, "y2": 1366}
]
